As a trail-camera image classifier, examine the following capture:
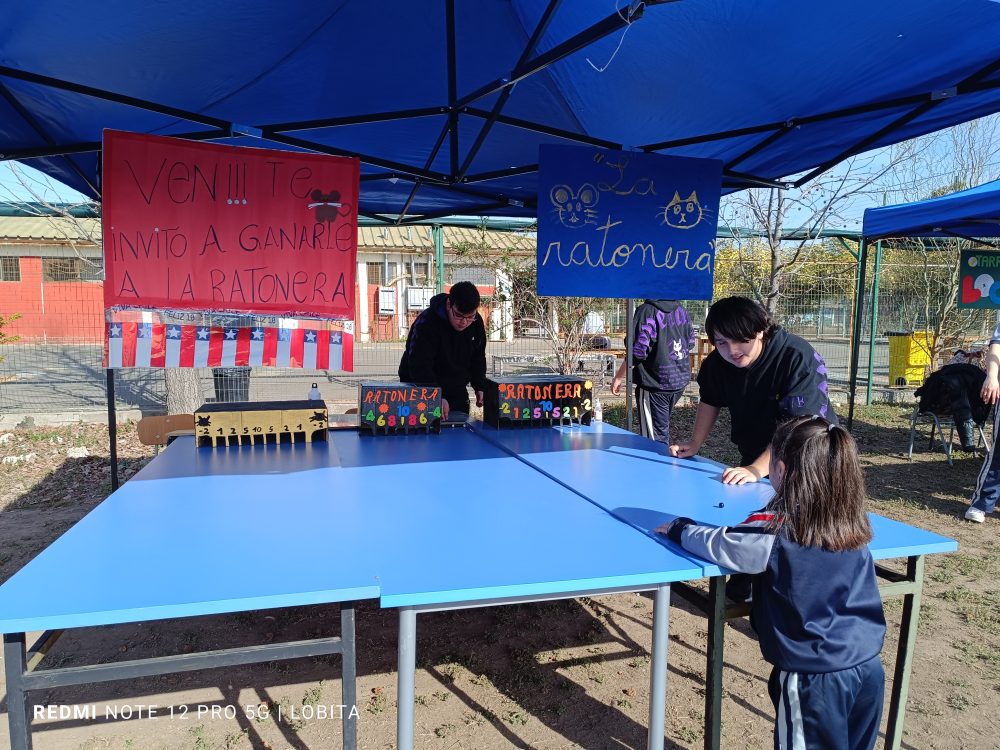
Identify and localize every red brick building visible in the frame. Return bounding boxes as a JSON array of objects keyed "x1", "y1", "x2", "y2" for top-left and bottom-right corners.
[{"x1": 0, "y1": 214, "x2": 532, "y2": 344}]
